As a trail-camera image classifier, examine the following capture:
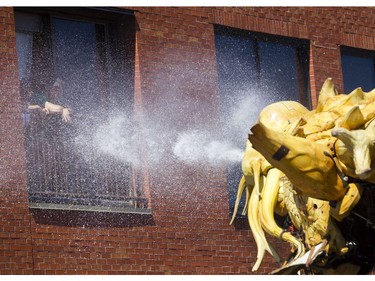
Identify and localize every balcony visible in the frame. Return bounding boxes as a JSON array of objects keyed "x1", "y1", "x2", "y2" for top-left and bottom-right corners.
[{"x1": 24, "y1": 111, "x2": 149, "y2": 214}]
